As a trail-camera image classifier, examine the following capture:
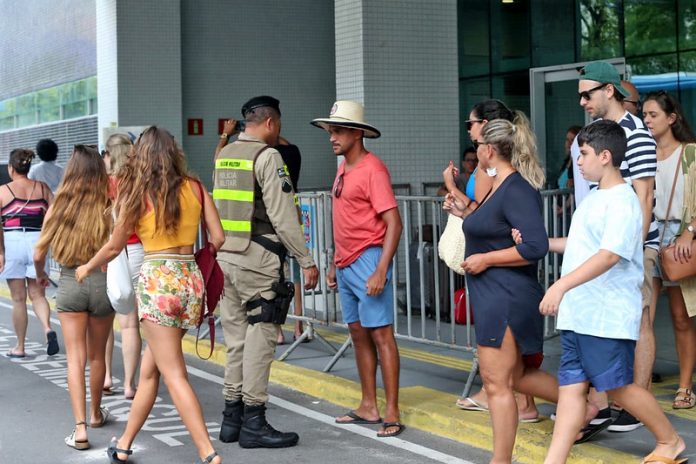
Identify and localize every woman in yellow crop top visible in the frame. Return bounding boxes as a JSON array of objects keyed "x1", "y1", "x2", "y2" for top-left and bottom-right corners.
[{"x1": 76, "y1": 127, "x2": 224, "y2": 464}]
